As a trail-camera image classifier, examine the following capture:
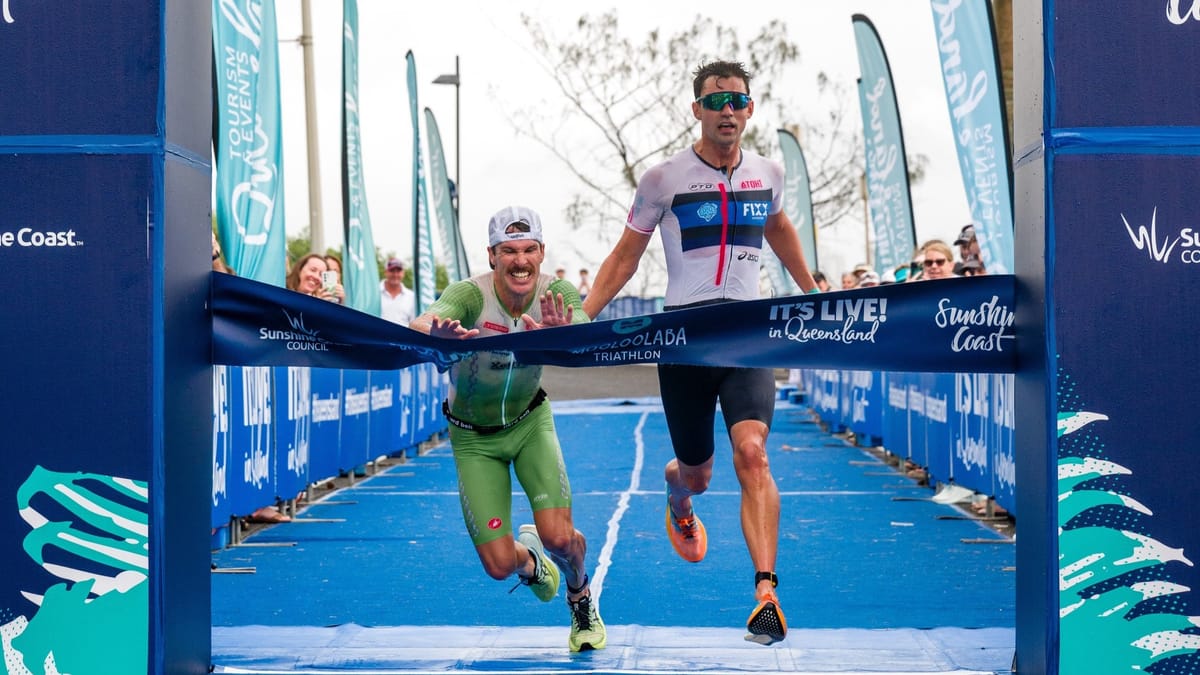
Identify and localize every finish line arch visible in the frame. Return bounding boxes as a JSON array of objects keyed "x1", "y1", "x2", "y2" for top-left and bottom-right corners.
[{"x1": 2, "y1": 3, "x2": 1199, "y2": 674}]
